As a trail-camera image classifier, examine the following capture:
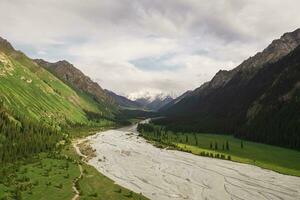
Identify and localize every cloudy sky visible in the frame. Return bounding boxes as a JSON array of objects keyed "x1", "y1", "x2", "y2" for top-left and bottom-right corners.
[{"x1": 1, "y1": 0, "x2": 300, "y2": 99}]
